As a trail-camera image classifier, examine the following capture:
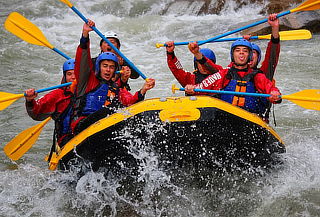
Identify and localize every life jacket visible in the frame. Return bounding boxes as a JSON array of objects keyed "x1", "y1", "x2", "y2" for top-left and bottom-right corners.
[
  {"x1": 221, "y1": 68, "x2": 267, "y2": 115},
  {"x1": 77, "y1": 81, "x2": 120, "y2": 117}
]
